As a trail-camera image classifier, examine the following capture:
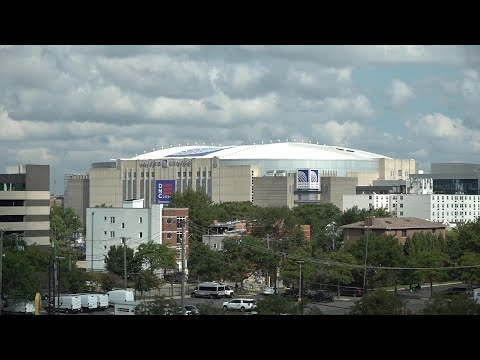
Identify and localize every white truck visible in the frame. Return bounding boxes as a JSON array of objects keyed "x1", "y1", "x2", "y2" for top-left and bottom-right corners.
[
  {"x1": 106, "y1": 289, "x2": 135, "y2": 306},
  {"x1": 113, "y1": 301, "x2": 140, "y2": 315},
  {"x1": 94, "y1": 294, "x2": 109, "y2": 310},
  {"x1": 2, "y1": 300, "x2": 35, "y2": 314}
]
